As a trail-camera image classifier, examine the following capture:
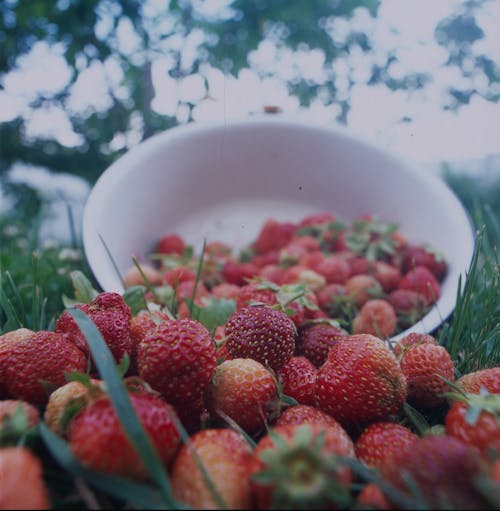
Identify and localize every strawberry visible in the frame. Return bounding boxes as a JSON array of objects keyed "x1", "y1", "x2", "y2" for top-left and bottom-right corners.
[
  {"x1": 281, "y1": 265, "x2": 326, "y2": 292},
  {"x1": 354, "y1": 421, "x2": 418, "y2": 469},
  {"x1": 210, "y1": 282, "x2": 241, "y2": 301},
  {"x1": 137, "y1": 318, "x2": 217, "y2": 407},
  {"x1": 312, "y1": 254, "x2": 351, "y2": 285},
  {"x1": 380, "y1": 435, "x2": 491, "y2": 509},
  {"x1": 225, "y1": 305, "x2": 296, "y2": 371},
  {"x1": 235, "y1": 282, "x2": 278, "y2": 310},
  {"x1": 388, "y1": 288, "x2": 430, "y2": 328},
  {"x1": 372, "y1": 260, "x2": 402, "y2": 292},
  {"x1": 258, "y1": 264, "x2": 286, "y2": 285},
  {"x1": 392, "y1": 331, "x2": 437, "y2": 358},
  {"x1": 122, "y1": 263, "x2": 163, "y2": 288},
  {"x1": 253, "y1": 218, "x2": 296, "y2": 254},
  {"x1": 296, "y1": 321, "x2": 348, "y2": 368},
  {"x1": 221, "y1": 260, "x2": 259, "y2": 286},
  {"x1": 345, "y1": 274, "x2": 383, "y2": 308},
  {"x1": 248, "y1": 423, "x2": 355, "y2": 509},
  {"x1": 280, "y1": 236, "x2": 321, "y2": 264},
  {"x1": 351, "y1": 299, "x2": 397, "y2": 339},
  {"x1": 296, "y1": 211, "x2": 336, "y2": 229},
  {"x1": 445, "y1": 391, "x2": 500, "y2": 460},
  {"x1": 0, "y1": 328, "x2": 34, "y2": 398},
  {"x1": 398, "y1": 265, "x2": 441, "y2": 304},
  {"x1": 55, "y1": 291, "x2": 133, "y2": 366},
  {"x1": 68, "y1": 391, "x2": 181, "y2": 480},
  {"x1": 0, "y1": 399, "x2": 40, "y2": 444},
  {"x1": 129, "y1": 309, "x2": 172, "y2": 374},
  {"x1": 315, "y1": 283, "x2": 349, "y2": 317},
  {"x1": 206, "y1": 358, "x2": 279, "y2": 435},
  {"x1": 455, "y1": 367, "x2": 500, "y2": 395},
  {"x1": 399, "y1": 341, "x2": 455, "y2": 409},
  {"x1": 276, "y1": 356, "x2": 318, "y2": 406},
  {"x1": 4, "y1": 330, "x2": 87, "y2": 406},
  {"x1": 355, "y1": 483, "x2": 391, "y2": 510},
  {"x1": 0, "y1": 447, "x2": 50, "y2": 509},
  {"x1": 155, "y1": 233, "x2": 186, "y2": 255},
  {"x1": 402, "y1": 243, "x2": 447, "y2": 281},
  {"x1": 43, "y1": 379, "x2": 102, "y2": 436},
  {"x1": 315, "y1": 336, "x2": 407, "y2": 429},
  {"x1": 170, "y1": 428, "x2": 253, "y2": 509},
  {"x1": 274, "y1": 403, "x2": 342, "y2": 428},
  {"x1": 163, "y1": 265, "x2": 196, "y2": 287}
]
